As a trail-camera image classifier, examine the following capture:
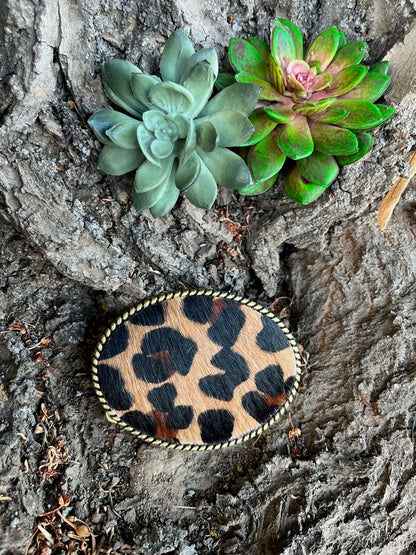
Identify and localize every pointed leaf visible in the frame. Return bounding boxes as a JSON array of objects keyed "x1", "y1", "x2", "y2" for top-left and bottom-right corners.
[
  {"x1": 131, "y1": 73, "x2": 161, "y2": 109},
  {"x1": 241, "y1": 109, "x2": 278, "y2": 146},
  {"x1": 149, "y1": 82, "x2": 194, "y2": 115},
  {"x1": 275, "y1": 19, "x2": 303, "y2": 59},
  {"x1": 284, "y1": 166, "x2": 326, "y2": 204},
  {"x1": 374, "y1": 104, "x2": 395, "y2": 125},
  {"x1": 215, "y1": 72, "x2": 235, "y2": 90},
  {"x1": 184, "y1": 159, "x2": 217, "y2": 210},
  {"x1": 336, "y1": 132, "x2": 374, "y2": 165},
  {"x1": 278, "y1": 115, "x2": 314, "y2": 160},
  {"x1": 176, "y1": 151, "x2": 201, "y2": 191},
  {"x1": 311, "y1": 72, "x2": 332, "y2": 91},
  {"x1": 235, "y1": 73, "x2": 283, "y2": 101},
  {"x1": 248, "y1": 128, "x2": 286, "y2": 182},
  {"x1": 160, "y1": 30, "x2": 195, "y2": 83},
  {"x1": 297, "y1": 150, "x2": 339, "y2": 186},
  {"x1": 264, "y1": 104, "x2": 295, "y2": 123},
  {"x1": 368, "y1": 61, "x2": 389, "y2": 75},
  {"x1": 229, "y1": 39, "x2": 268, "y2": 80},
  {"x1": 294, "y1": 98, "x2": 335, "y2": 116},
  {"x1": 196, "y1": 121, "x2": 217, "y2": 152},
  {"x1": 150, "y1": 176, "x2": 180, "y2": 217},
  {"x1": 269, "y1": 56, "x2": 285, "y2": 93},
  {"x1": 197, "y1": 111, "x2": 254, "y2": 147},
  {"x1": 305, "y1": 27, "x2": 340, "y2": 71},
  {"x1": 181, "y1": 48, "x2": 219, "y2": 82},
  {"x1": 200, "y1": 82, "x2": 261, "y2": 117},
  {"x1": 311, "y1": 106, "x2": 348, "y2": 123},
  {"x1": 309, "y1": 121, "x2": 358, "y2": 155},
  {"x1": 181, "y1": 119, "x2": 196, "y2": 163},
  {"x1": 199, "y1": 147, "x2": 252, "y2": 190},
  {"x1": 106, "y1": 121, "x2": 140, "y2": 150},
  {"x1": 97, "y1": 145, "x2": 144, "y2": 176},
  {"x1": 326, "y1": 41, "x2": 366, "y2": 75},
  {"x1": 332, "y1": 99, "x2": 383, "y2": 130},
  {"x1": 238, "y1": 174, "x2": 276, "y2": 196},
  {"x1": 340, "y1": 73, "x2": 390, "y2": 102},
  {"x1": 88, "y1": 110, "x2": 139, "y2": 144},
  {"x1": 247, "y1": 37, "x2": 271, "y2": 65},
  {"x1": 325, "y1": 65, "x2": 368, "y2": 97},
  {"x1": 102, "y1": 60, "x2": 146, "y2": 117},
  {"x1": 271, "y1": 25, "x2": 296, "y2": 70},
  {"x1": 182, "y1": 61, "x2": 215, "y2": 117},
  {"x1": 134, "y1": 157, "x2": 174, "y2": 193},
  {"x1": 132, "y1": 174, "x2": 168, "y2": 213}
]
